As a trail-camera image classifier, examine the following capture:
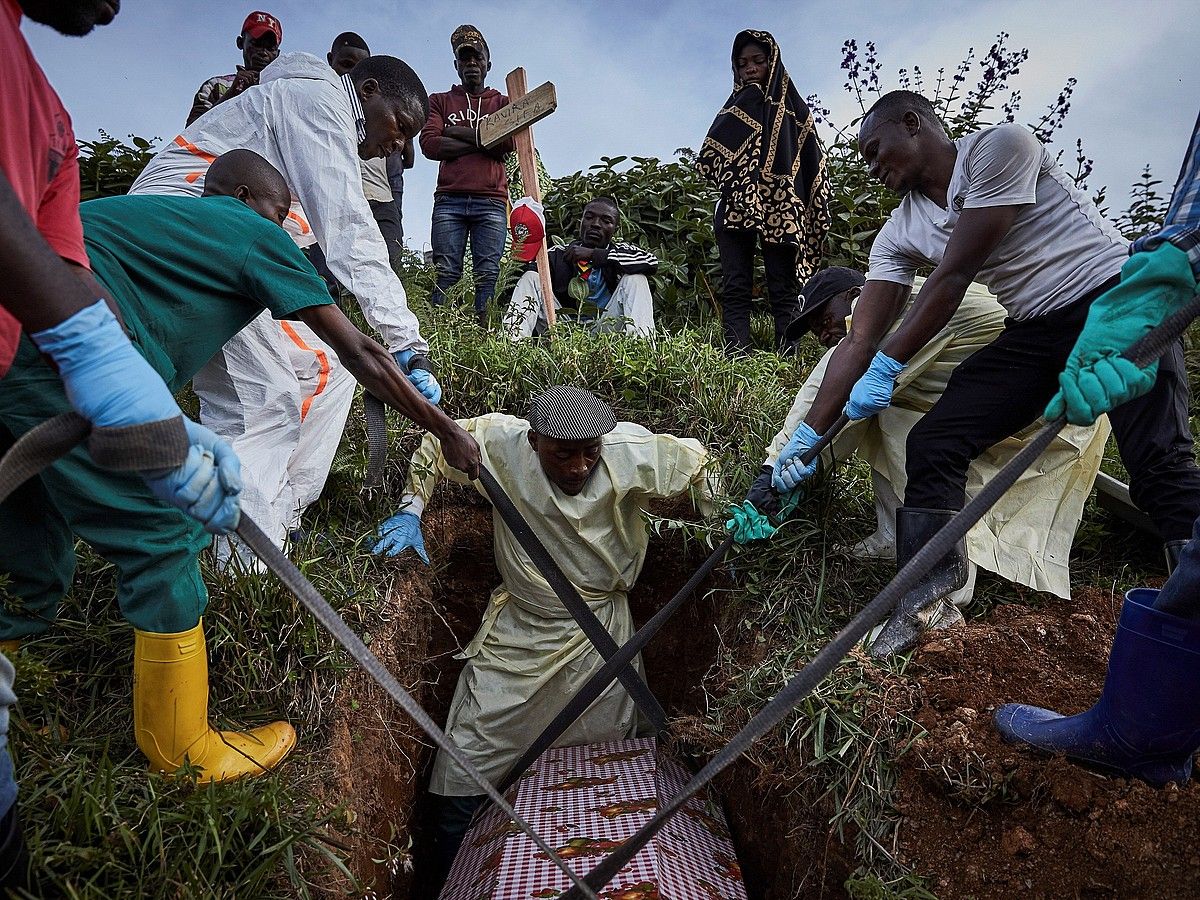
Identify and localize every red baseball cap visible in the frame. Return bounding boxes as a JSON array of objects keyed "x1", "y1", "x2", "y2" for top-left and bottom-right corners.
[
  {"x1": 509, "y1": 198, "x2": 546, "y2": 262},
  {"x1": 241, "y1": 11, "x2": 282, "y2": 43}
]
